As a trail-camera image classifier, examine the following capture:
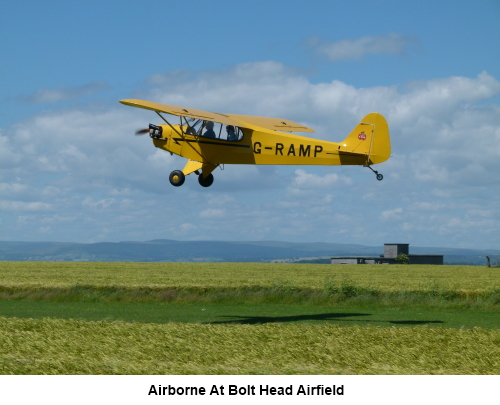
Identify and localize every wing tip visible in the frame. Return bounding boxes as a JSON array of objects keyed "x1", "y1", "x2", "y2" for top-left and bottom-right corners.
[{"x1": 119, "y1": 99, "x2": 141, "y2": 105}]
